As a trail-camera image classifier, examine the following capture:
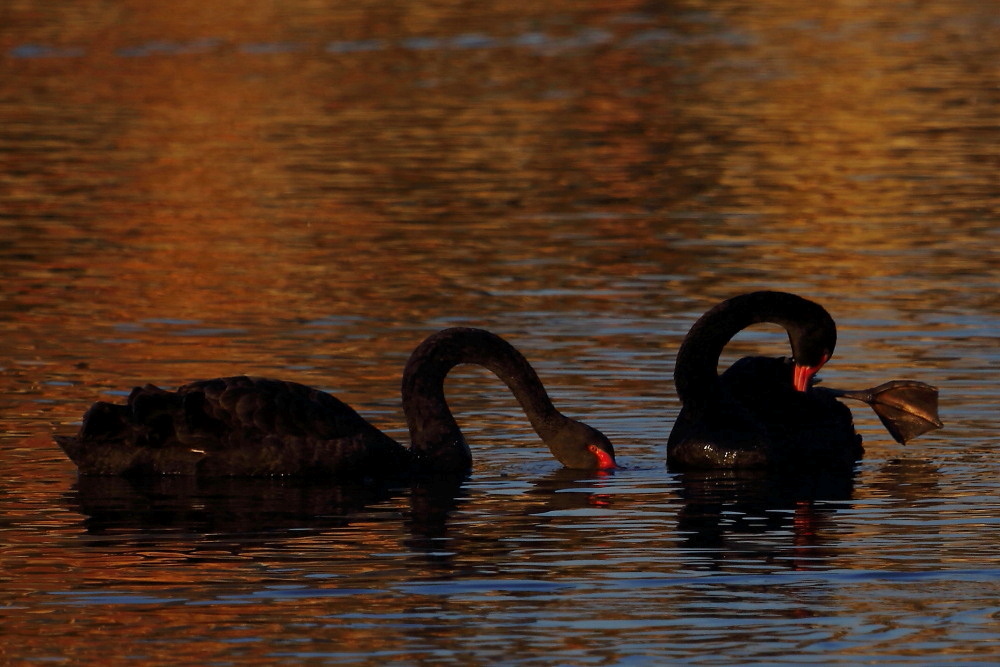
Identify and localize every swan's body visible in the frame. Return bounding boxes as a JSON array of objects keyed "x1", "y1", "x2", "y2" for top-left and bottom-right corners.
[
  {"x1": 667, "y1": 292, "x2": 863, "y2": 470},
  {"x1": 56, "y1": 328, "x2": 616, "y2": 477}
]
